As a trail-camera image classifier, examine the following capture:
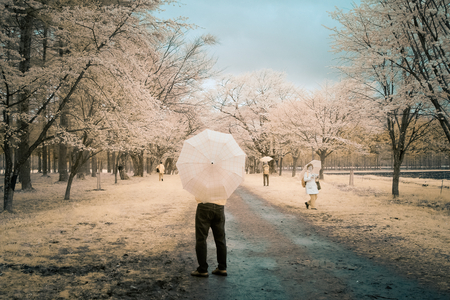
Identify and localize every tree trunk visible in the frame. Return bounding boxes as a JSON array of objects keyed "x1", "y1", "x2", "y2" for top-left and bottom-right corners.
[
  {"x1": 65, "y1": 150, "x2": 90, "y2": 200},
  {"x1": 58, "y1": 111, "x2": 69, "y2": 181},
  {"x1": 64, "y1": 172, "x2": 76, "y2": 200},
  {"x1": 392, "y1": 162, "x2": 400, "y2": 197},
  {"x1": 392, "y1": 150, "x2": 405, "y2": 198},
  {"x1": 111, "y1": 152, "x2": 116, "y2": 174},
  {"x1": 278, "y1": 157, "x2": 283, "y2": 176},
  {"x1": 3, "y1": 144, "x2": 16, "y2": 212},
  {"x1": 75, "y1": 150, "x2": 89, "y2": 179},
  {"x1": 91, "y1": 154, "x2": 97, "y2": 177},
  {"x1": 38, "y1": 149, "x2": 42, "y2": 173},
  {"x1": 291, "y1": 156, "x2": 299, "y2": 177},
  {"x1": 47, "y1": 147, "x2": 51, "y2": 174},
  {"x1": 318, "y1": 151, "x2": 327, "y2": 180},
  {"x1": 17, "y1": 12, "x2": 33, "y2": 191},
  {"x1": 118, "y1": 152, "x2": 129, "y2": 180},
  {"x1": 42, "y1": 146, "x2": 48, "y2": 176},
  {"x1": 114, "y1": 152, "x2": 118, "y2": 184},
  {"x1": 107, "y1": 151, "x2": 111, "y2": 173},
  {"x1": 82, "y1": 150, "x2": 90, "y2": 177},
  {"x1": 130, "y1": 152, "x2": 144, "y2": 177},
  {"x1": 53, "y1": 147, "x2": 57, "y2": 173},
  {"x1": 149, "y1": 157, "x2": 156, "y2": 175},
  {"x1": 165, "y1": 157, "x2": 175, "y2": 174},
  {"x1": 139, "y1": 151, "x2": 144, "y2": 175},
  {"x1": 18, "y1": 155, "x2": 32, "y2": 190},
  {"x1": 58, "y1": 142, "x2": 68, "y2": 181},
  {"x1": 387, "y1": 109, "x2": 411, "y2": 198}
]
